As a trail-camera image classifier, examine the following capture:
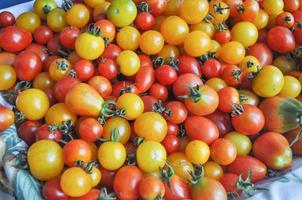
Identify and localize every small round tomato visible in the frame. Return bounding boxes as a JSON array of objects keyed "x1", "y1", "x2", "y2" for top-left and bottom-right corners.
[
  {"x1": 134, "y1": 112, "x2": 167, "y2": 142},
  {"x1": 95, "y1": 19, "x2": 116, "y2": 42},
  {"x1": 63, "y1": 139, "x2": 92, "y2": 167},
  {"x1": 135, "y1": 64, "x2": 155, "y2": 93},
  {"x1": 279, "y1": 75, "x2": 301, "y2": 98},
  {"x1": 210, "y1": 138, "x2": 237, "y2": 166},
  {"x1": 252, "y1": 65, "x2": 284, "y2": 97},
  {"x1": 142, "y1": 95, "x2": 158, "y2": 112},
  {"x1": 116, "y1": 26, "x2": 140, "y2": 50},
  {"x1": 88, "y1": 76, "x2": 112, "y2": 97},
  {"x1": 49, "y1": 58, "x2": 71, "y2": 81},
  {"x1": 178, "y1": 55, "x2": 201, "y2": 76},
  {"x1": 107, "y1": 0, "x2": 137, "y2": 27},
  {"x1": 53, "y1": 76, "x2": 80, "y2": 102},
  {"x1": 206, "y1": 110, "x2": 232, "y2": 137},
  {"x1": 179, "y1": 0, "x2": 209, "y2": 24},
  {"x1": 16, "y1": 89, "x2": 50, "y2": 120},
  {"x1": 158, "y1": 44, "x2": 180, "y2": 59},
  {"x1": 219, "y1": 173, "x2": 239, "y2": 193},
  {"x1": 160, "y1": 16, "x2": 189, "y2": 45},
  {"x1": 65, "y1": 3, "x2": 90, "y2": 28},
  {"x1": 72, "y1": 59, "x2": 95, "y2": 82},
  {"x1": 262, "y1": 0, "x2": 284, "y2": 15},
  {"x1": 209, "y1": 0, "x2": 230, "y2": 23},
  {"x1": 248, "y1": 42, "x2": 273, "y2": 66},
  {"x1": 205, "y1": 78, "x2": 227, "y2": 92},
  {"x1": 117, "y1": 93, "x2": 144, "y2": 120},
  {"x1": 185, "y1": 115, "x2": 219, "y2": 145},
  {"x1": 78, "y1": 118, "x2": 103, "y2": 142},
  {"x1": 14, "y1": 51, "x2": 42, "y2": 81},
  {"x1": 0, "y1": 11, "x2": 15, "y2": 27},
  {"x1": 117, "y1": 50, "x2": 140, "y2": 76},
  {"x1": 36, "y1": 124, "x2": 62, "y2": 142},
  {"x1": 231, "y1": 21, "x2": 258, "y2": 48},
  {"x1": 252, "y1": 9, "x2": 269, "y2": 29},
  {"x1": 135, "y1": 12, "x2": 155, "y2": 31},
  {"x1": 18, "y1": 120, "x2": 41, "y2": 146},
  {"x1": 136, "y1": 141, "x2": 167, "y2": 172},
  {"x1": 0, "y1": 105, "x2": 14, "y2": 132},
  {"x1": 164, "y1": 101, "x2": 188, "y2": 124},
  {"x1": 140, "y1": 30, "x2": 164, "y2": 55},
  {"x1": 103, "y1": 117, "x2": 131, "y2": 144},
  {"x1": 204, "y1": 161, "x2": 224, "y2": 180},
  {"x1": 28, "y1": 140, "x2": 64, "y2": 181},
  {"x1": 167, "y1": 152, "x2": 194, "y2": 181},
  {"x1": 231, "y1": 104, "x2": 265, "y2": 135},
  {"x1": 273, "y1": 55, "x2": 296, "y2": 74},
  {"x1": 155, "y1": 64, "x2": 177, "y2": 86},
  {"x1": 34, "y1": 25, "x2": 54, "y2": 45},
  {"x1": 75, "y1": 27, "x2": 105, "y2": 60},
  {"x1": 284, "y1": 0, "x2": 300, "y2": 11},
  {"x1": 253, "y1": 132, "x2": 292, "y2": 170},
  {"x1": 184, "y1": 31, "x2": 211, "y2": 57},
  {"x1": 33, "y1": 0, "x2": 57, "y2": 19},
  {"x1": 162, "y1": 134, "x2": 180, "y2": 154},
  {"x1": 47, "y1": 8, "x2": 67, "y2": 32},
  {"x1": 267, "y1": 26, "x2": 296, "y2": 53},
  {"x1": 173, "y1": 73, "x2": 203, "y2": 97},
  {"x1": 45, "y1": 103, "x2": 77, "y2": 125},
  {"x1": 98, "y1": 138, "x2": 126, "y2": 170},
  {"x1": 60, "y1": 167, "x2": 92, "y2": 197},
  {"x1": 16, "y1": 12, "x2": 41, "y2": 33},
  {"x1": 202, "y1": 59, "x2": 222, "y2": 79},
  {"x1": 59, "y1": 26, "x2": 80, "y2": 49},
  {"x1": 150, "y1": 83, "x2": 168, "y2": 101},
  {"x1": 218, "y1": 41, "x2": 245, "y2": 65},
  {"x1": 0, "y1": 64, "x2": 16, "y2": 90},
  {"x1": 114, "y1": 166, "x2": 144, "y2": 199},
  {"x1": 97, "y1": 58, "x2": 118, "y2": 80},
  {"x1": 224, "y1": 131, "x2": 252, "y2": 156},
  {"x1": 43, "y1": 178, "x2": 68, "y2": 200},
  {"x1": 139, "y1": 176, "x2": 165, "y2": 200},
  {"x1": 185, "y1": 140, "x2": 210, "y2": 165},
  {"x1": 190, "y1": 21, "x2": 215, "y2": 38},
  {"x1": 218, "y1": 87, "x2": 240, "y2": 113},
  {"x1": 276, "y1": 12, "x2": 295, "y2": 28}
]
